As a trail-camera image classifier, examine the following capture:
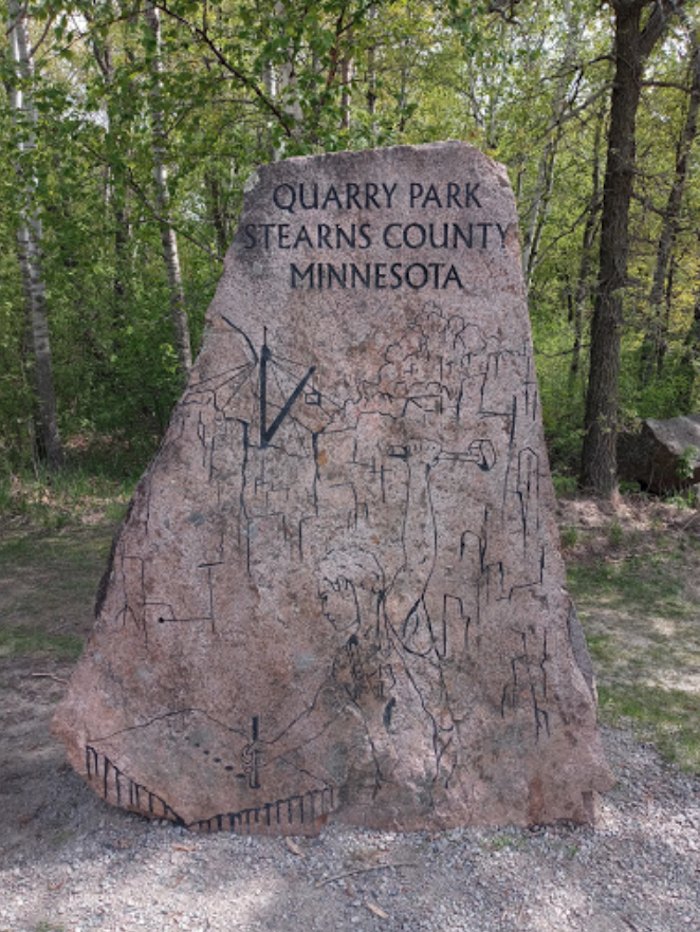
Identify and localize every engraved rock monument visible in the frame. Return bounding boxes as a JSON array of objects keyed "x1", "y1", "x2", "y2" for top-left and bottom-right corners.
[{"x1": 54, "y1": 142, "x2": 612, "y2": 833}]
